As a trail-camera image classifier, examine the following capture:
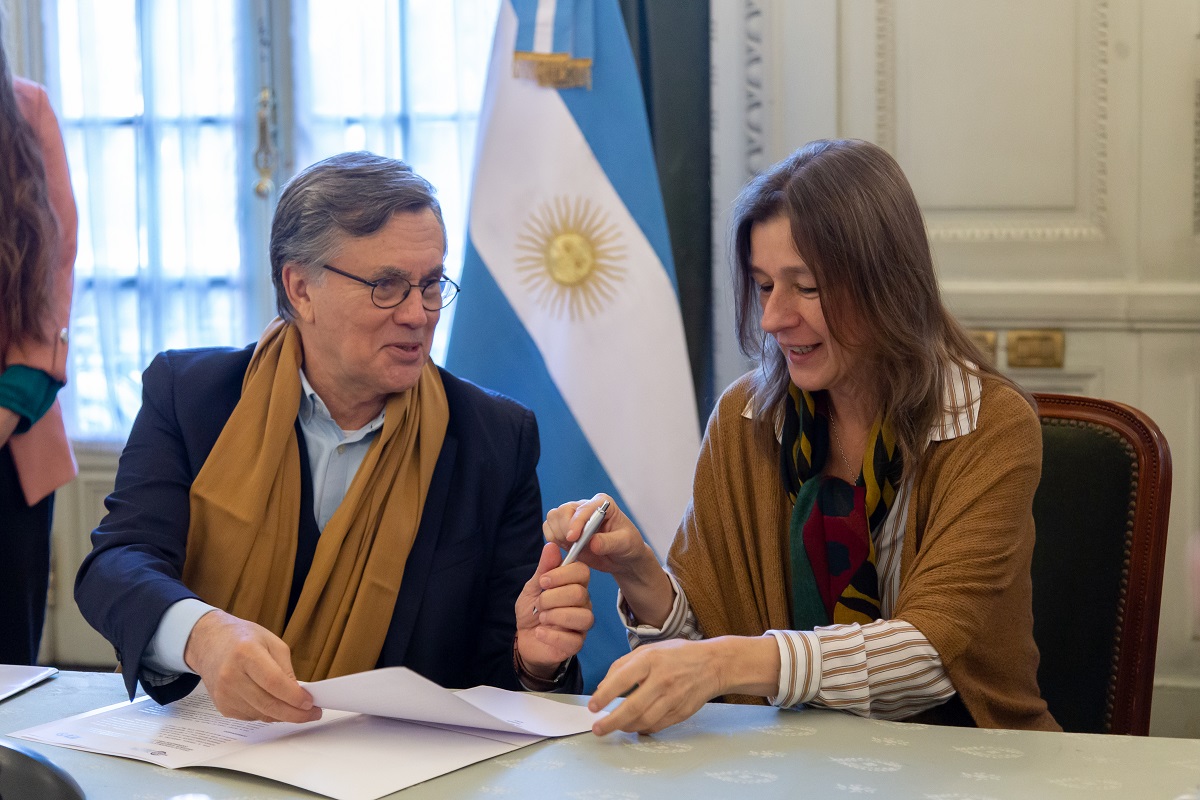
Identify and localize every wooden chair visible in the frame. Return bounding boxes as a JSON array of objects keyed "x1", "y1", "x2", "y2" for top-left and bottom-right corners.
[{"x1": 1029, "y1": 393, "x2": 1172, "y2": 735}]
